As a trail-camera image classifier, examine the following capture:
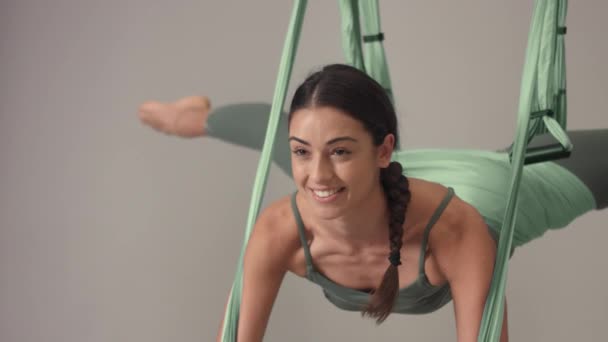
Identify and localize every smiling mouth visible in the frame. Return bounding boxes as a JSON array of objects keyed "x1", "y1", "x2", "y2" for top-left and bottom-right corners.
[{"x1": 310, "y1": 187, "x2": 346, "y2": 201}]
